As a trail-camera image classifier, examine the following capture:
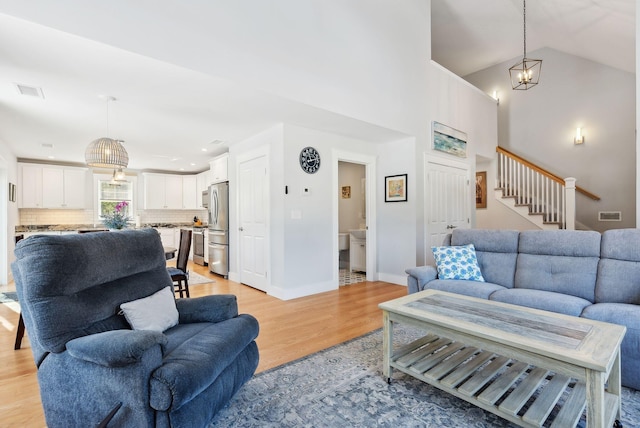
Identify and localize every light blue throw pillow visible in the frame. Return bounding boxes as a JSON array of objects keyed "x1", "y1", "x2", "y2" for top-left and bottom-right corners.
[{"x1": 431, "y1": 244, "x2": 485, "y2": 282}]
